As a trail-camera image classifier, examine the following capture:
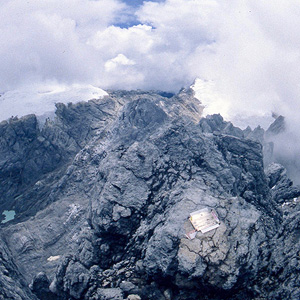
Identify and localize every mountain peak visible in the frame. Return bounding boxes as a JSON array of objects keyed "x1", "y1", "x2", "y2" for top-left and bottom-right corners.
[{"x1": 0, "y1": 89, "x2": 299, "y2": 300}]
